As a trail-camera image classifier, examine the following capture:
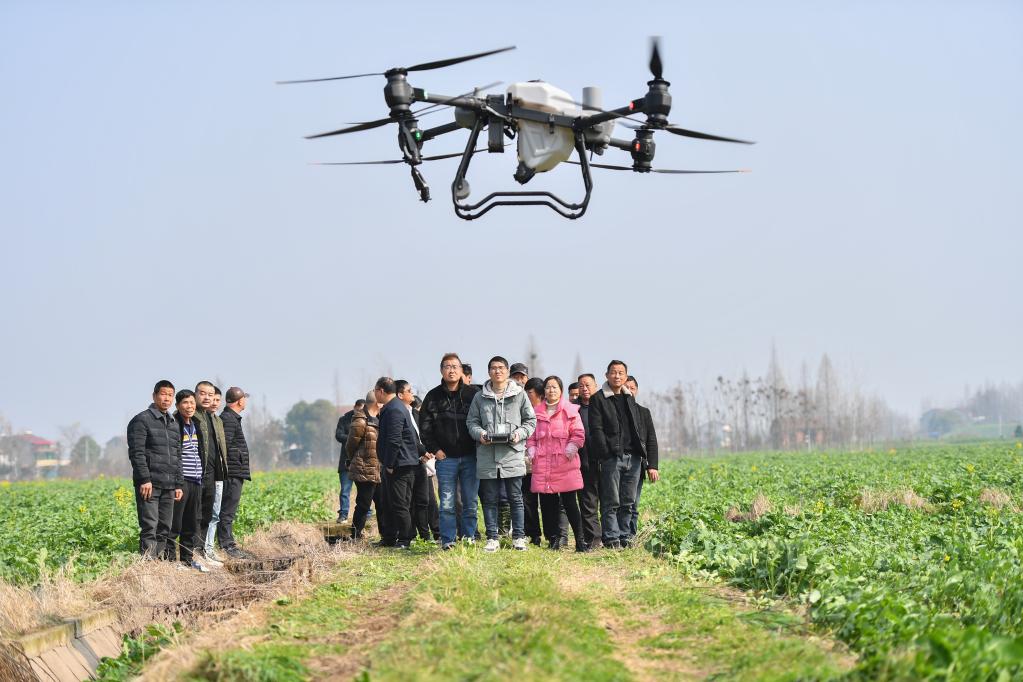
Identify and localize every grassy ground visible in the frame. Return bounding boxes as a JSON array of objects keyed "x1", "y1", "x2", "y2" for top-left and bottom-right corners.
[{"x1": 183, "y1": 540, "x2": 853, "y2": 681}]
